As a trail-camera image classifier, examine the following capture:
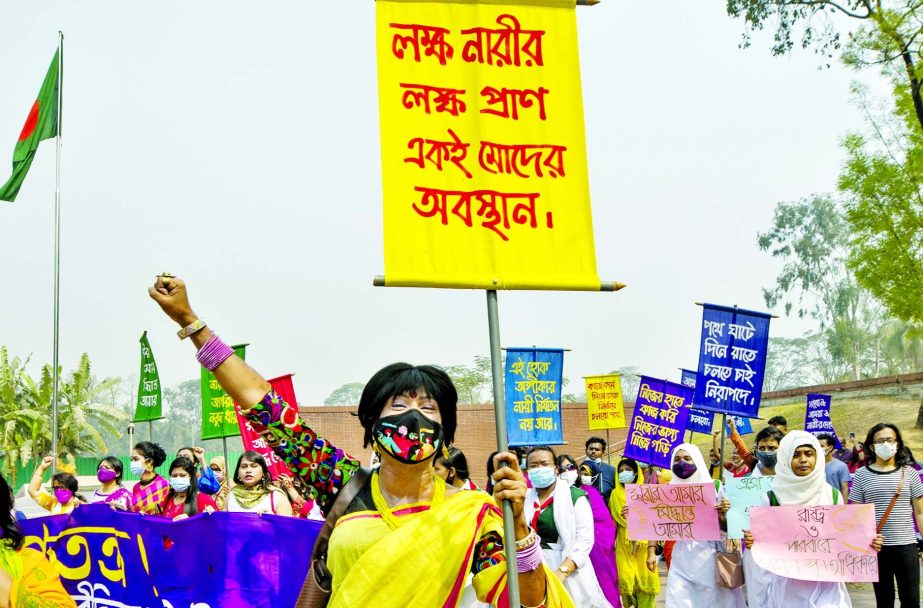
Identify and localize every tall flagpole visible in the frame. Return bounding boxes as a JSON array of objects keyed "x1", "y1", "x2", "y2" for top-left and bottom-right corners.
[{"x1": 50, "y1": 31, "x2": 63, "y2": 475}]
